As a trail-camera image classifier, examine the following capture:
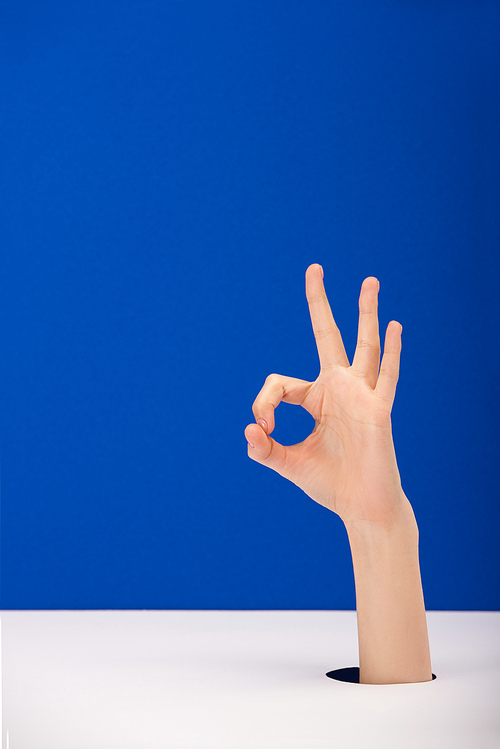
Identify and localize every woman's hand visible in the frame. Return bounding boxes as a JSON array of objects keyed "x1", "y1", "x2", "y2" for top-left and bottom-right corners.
[
  {"x1": 244, "y1": 263, "x2": 411, "y2": 531},
  {"x1": 245, "y1": 263, "x2": 433, "y2": 684}
]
